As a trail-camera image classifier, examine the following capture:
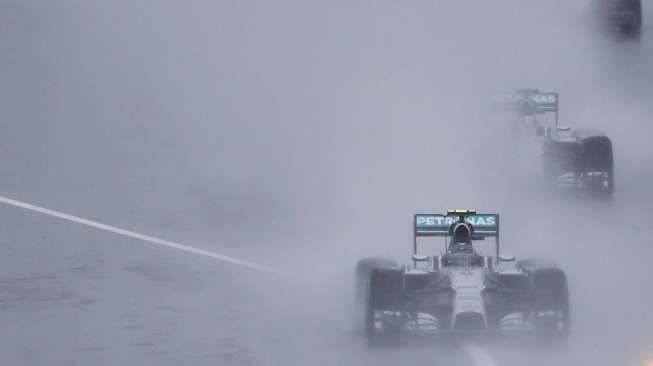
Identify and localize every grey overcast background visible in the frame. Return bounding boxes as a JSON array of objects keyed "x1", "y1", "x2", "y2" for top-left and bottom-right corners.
[{"x1": 0, "y1": 1, "x2": 652, "y2": 365}]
